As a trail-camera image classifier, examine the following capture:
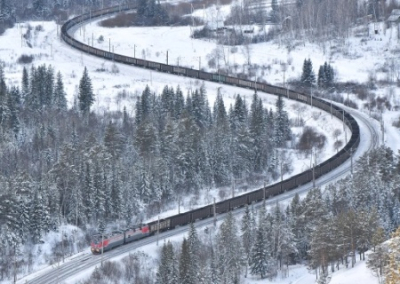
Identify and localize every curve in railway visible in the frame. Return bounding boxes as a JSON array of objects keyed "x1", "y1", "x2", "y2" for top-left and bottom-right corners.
[
  {"x1": 19, "y1": 4, "x2": 366, "y2": 284},
  {"x1": 59, "y1": 3, "x2": 360, "y2": 243}
]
